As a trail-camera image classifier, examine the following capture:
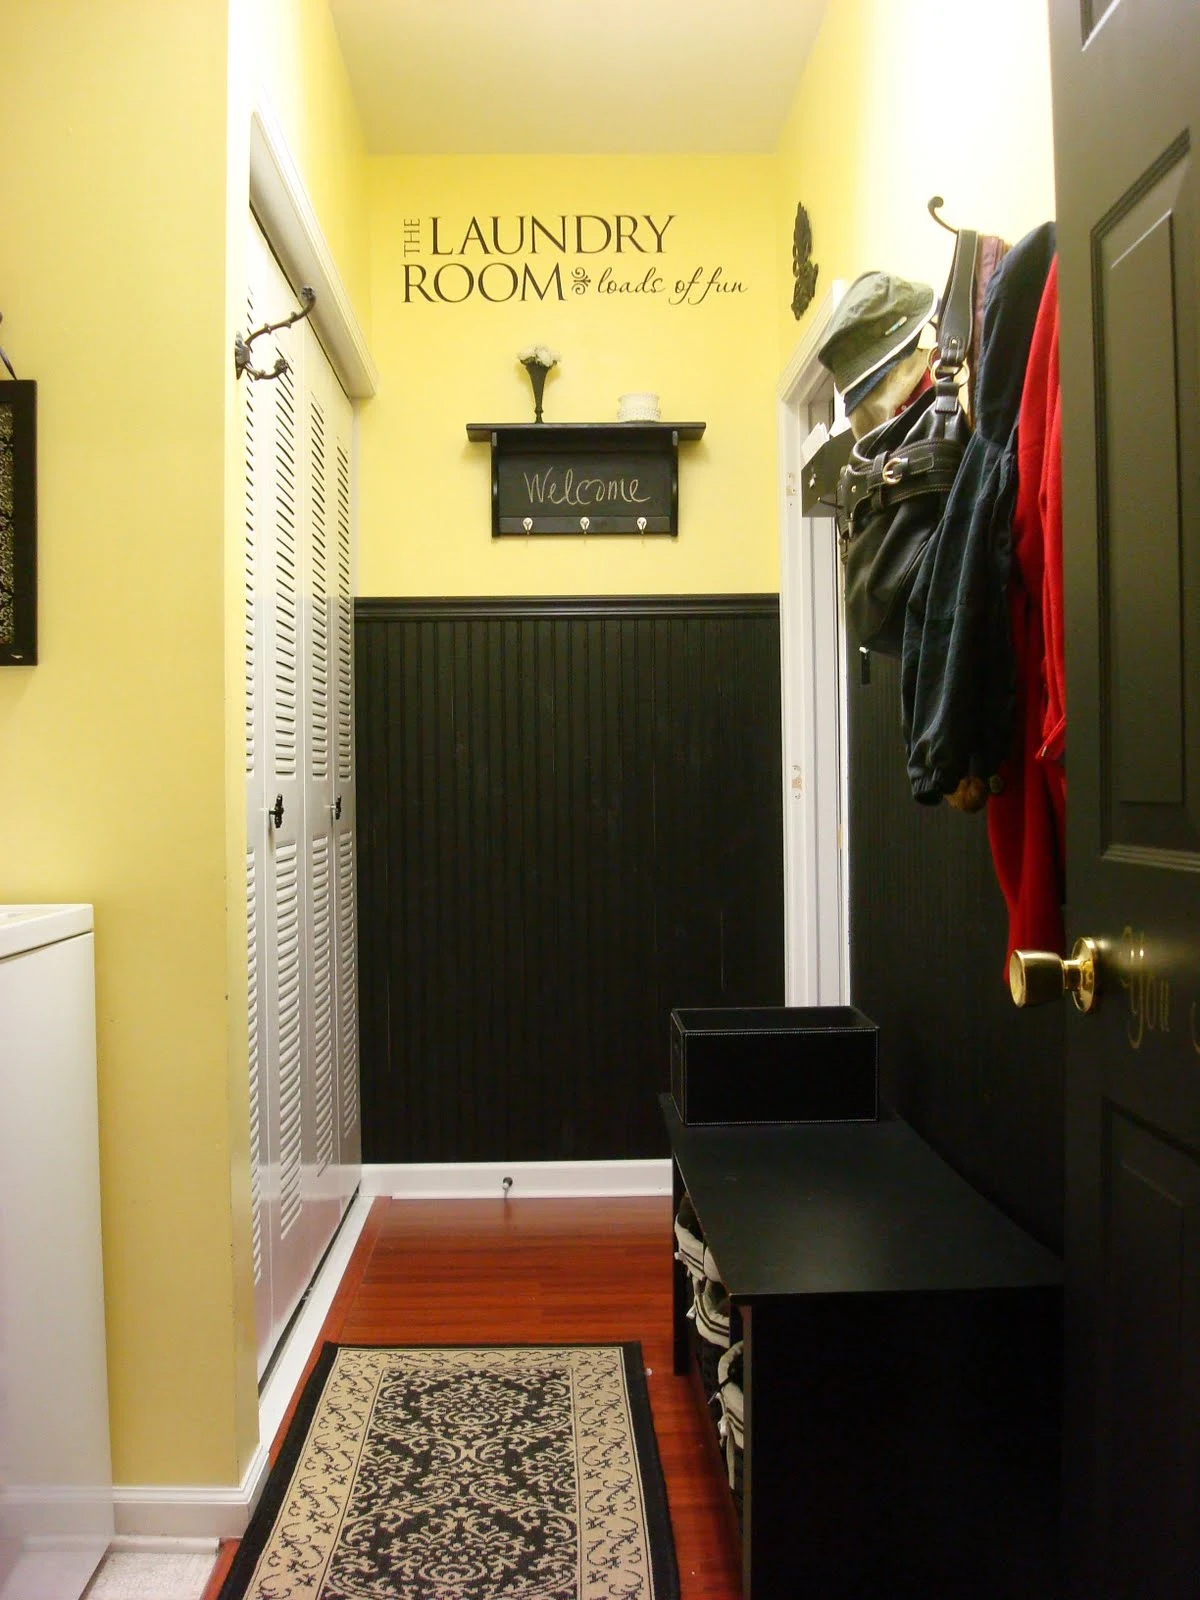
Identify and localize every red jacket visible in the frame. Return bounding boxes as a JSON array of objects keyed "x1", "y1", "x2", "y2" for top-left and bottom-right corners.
[{"x1": 987, "y1": 256, "x2": 1066, "y2": 967}]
